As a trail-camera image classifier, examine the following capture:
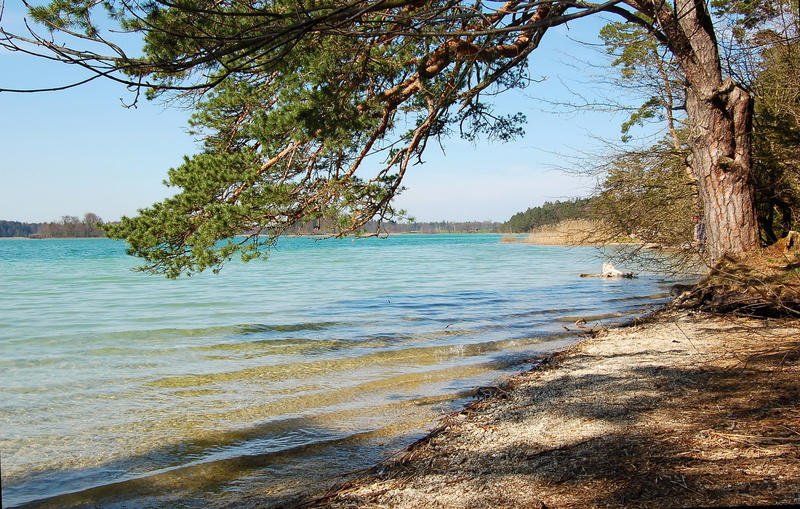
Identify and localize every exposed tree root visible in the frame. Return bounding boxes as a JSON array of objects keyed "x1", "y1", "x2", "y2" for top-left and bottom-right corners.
[{"x1": 671, "y1": 235, "x2": 800, "y2": 317}]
